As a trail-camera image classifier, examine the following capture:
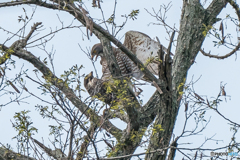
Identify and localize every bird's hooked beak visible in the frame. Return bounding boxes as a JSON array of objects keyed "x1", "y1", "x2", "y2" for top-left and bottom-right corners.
[
  {"x1": 90, "y1": 71, "x2": 93, "y2": 78},
  {"x1": 91, "y1": 53, "x2": 99, "y2": 61},
  {"x1": 85, "y1": 71, "x2": 93, "y2": 80},
  {"x1": 91, "y1": 43, "x2": 103, "y2": 61}
]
